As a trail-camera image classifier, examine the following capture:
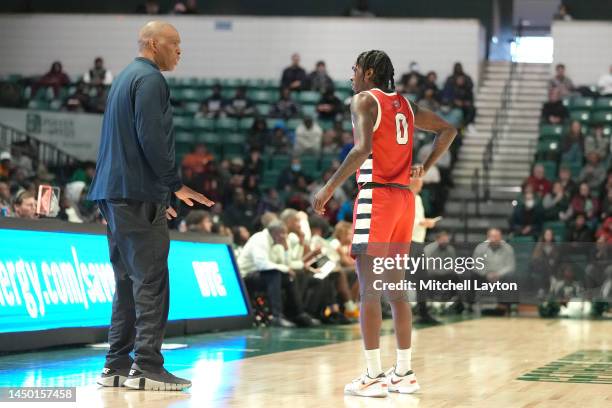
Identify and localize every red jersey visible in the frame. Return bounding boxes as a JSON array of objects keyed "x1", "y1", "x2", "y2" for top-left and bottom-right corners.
[{"x1": 354, "y1": 88, "x2": 415, "y2": 186}]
